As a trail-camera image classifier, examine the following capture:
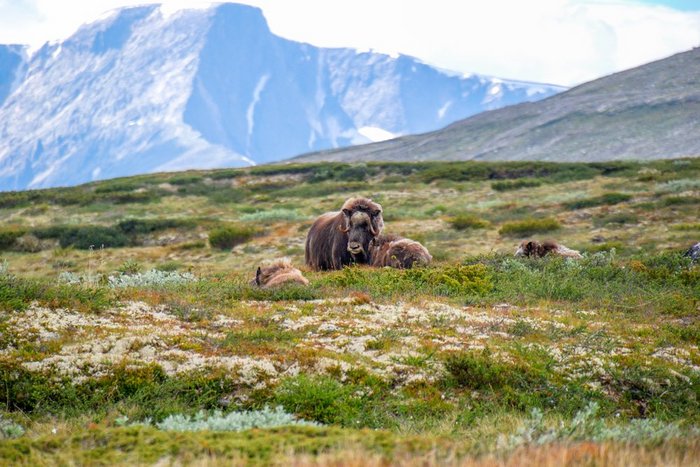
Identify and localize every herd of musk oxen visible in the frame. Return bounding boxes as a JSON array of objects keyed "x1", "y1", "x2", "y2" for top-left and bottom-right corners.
[{"x1": 251, "y1": 196, "x2": 700, "y2": 289}]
